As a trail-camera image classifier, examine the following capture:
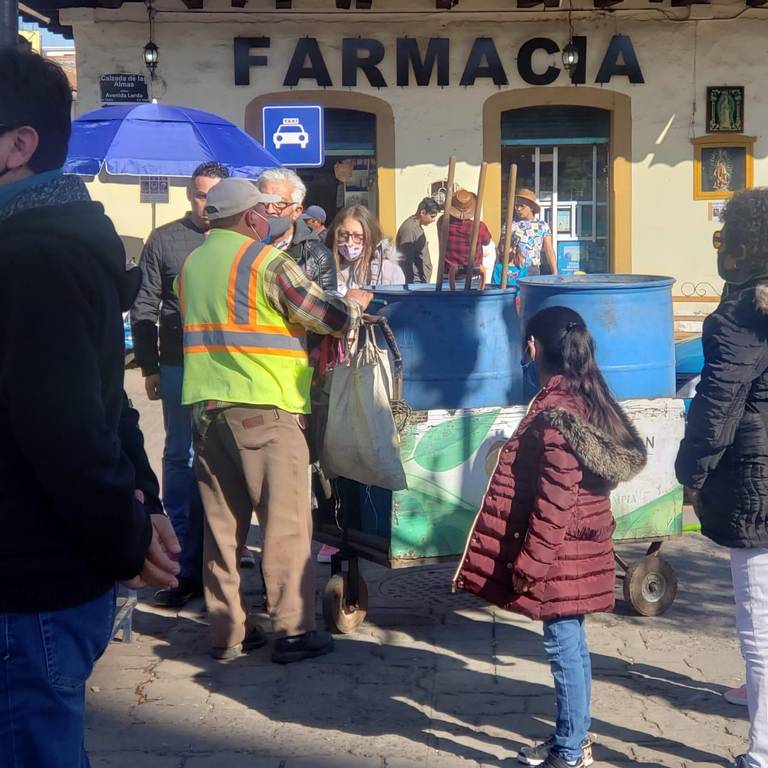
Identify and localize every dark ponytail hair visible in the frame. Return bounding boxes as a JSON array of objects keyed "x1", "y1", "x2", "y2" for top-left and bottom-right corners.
[{"x1": 525, "y1": 306, "x2": 635, "y2": 448}]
